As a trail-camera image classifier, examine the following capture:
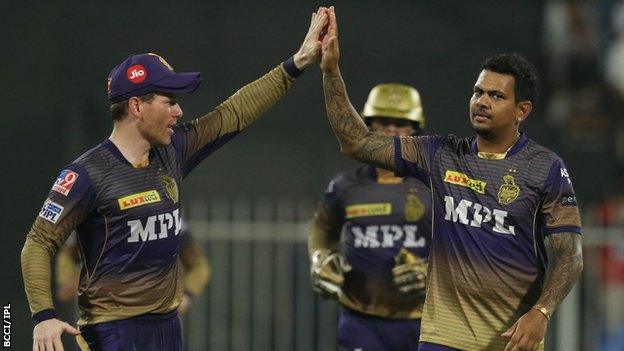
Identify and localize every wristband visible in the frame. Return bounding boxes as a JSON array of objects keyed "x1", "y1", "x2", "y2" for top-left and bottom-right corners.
[{"x1": 532, "y1": 305, "x2": 551, "y2": 320}]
